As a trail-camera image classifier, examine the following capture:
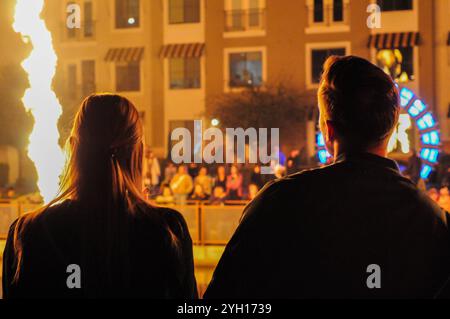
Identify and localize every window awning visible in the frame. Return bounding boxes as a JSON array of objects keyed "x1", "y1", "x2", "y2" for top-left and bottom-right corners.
[
  {"x1": 104, "y1": 47, "x2": 145, "y2": 62},
  {"x1": 160, "y1": 43, "x2": 206, "y2": 59},
  {"x1": 368, "y1": 32, "x2": 420, "y2": 49}
]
